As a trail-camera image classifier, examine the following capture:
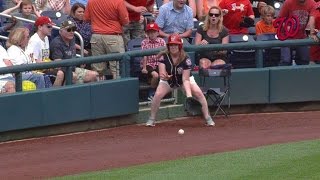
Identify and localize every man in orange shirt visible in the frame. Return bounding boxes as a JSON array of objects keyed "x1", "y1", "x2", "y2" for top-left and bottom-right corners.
[{"x1": 84, "y1": 0, "x2": 129, "y2": 80}]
